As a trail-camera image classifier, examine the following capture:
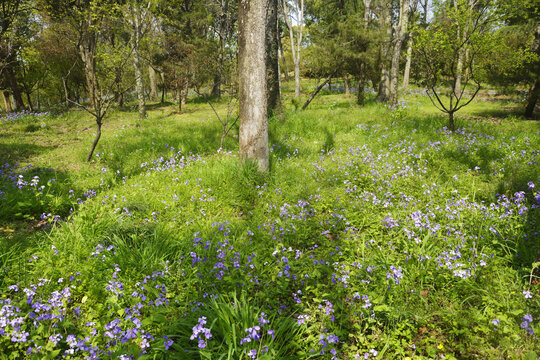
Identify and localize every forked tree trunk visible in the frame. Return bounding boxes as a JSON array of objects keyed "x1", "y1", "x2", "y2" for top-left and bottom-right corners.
[{"x1": 238, "y1": 0, "x2": 269, "y2": 172}]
